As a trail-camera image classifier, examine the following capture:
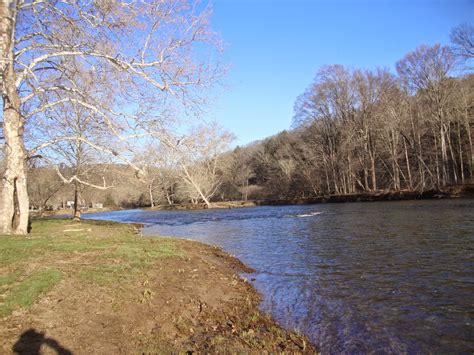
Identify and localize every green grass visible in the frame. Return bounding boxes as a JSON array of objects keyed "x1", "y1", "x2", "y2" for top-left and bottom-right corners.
[
  {"x1": 78, "y1": 240, "x2": 181, "y2": 286},
  {"x1": 0, "y1": 218, "x2": 183, "y2": 317},
  {"x1": 0, "y1": 271, "x2": 21, "y2": 289},
  {"x1": 0, "y1": 237, "x2": 52, "y2": 267},
  {"x1": 78, "y1": 264, "x2": 134, "y2": 285},
  {"x1": 0, "y1": 268, "x2": 61, "y2": 317}
]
